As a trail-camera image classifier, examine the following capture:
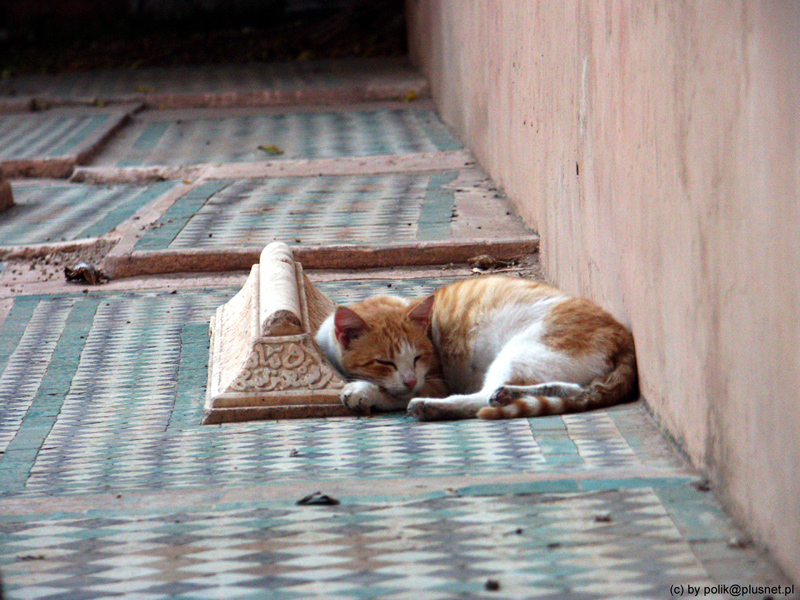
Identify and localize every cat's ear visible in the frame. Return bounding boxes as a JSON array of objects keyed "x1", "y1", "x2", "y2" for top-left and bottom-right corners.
[
  {"x1": 334, "y1": 306, "x2": 368, "y2": 349},
  {"x1": 408, "y1": 294, "x2": 435, "y2": 327}
]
